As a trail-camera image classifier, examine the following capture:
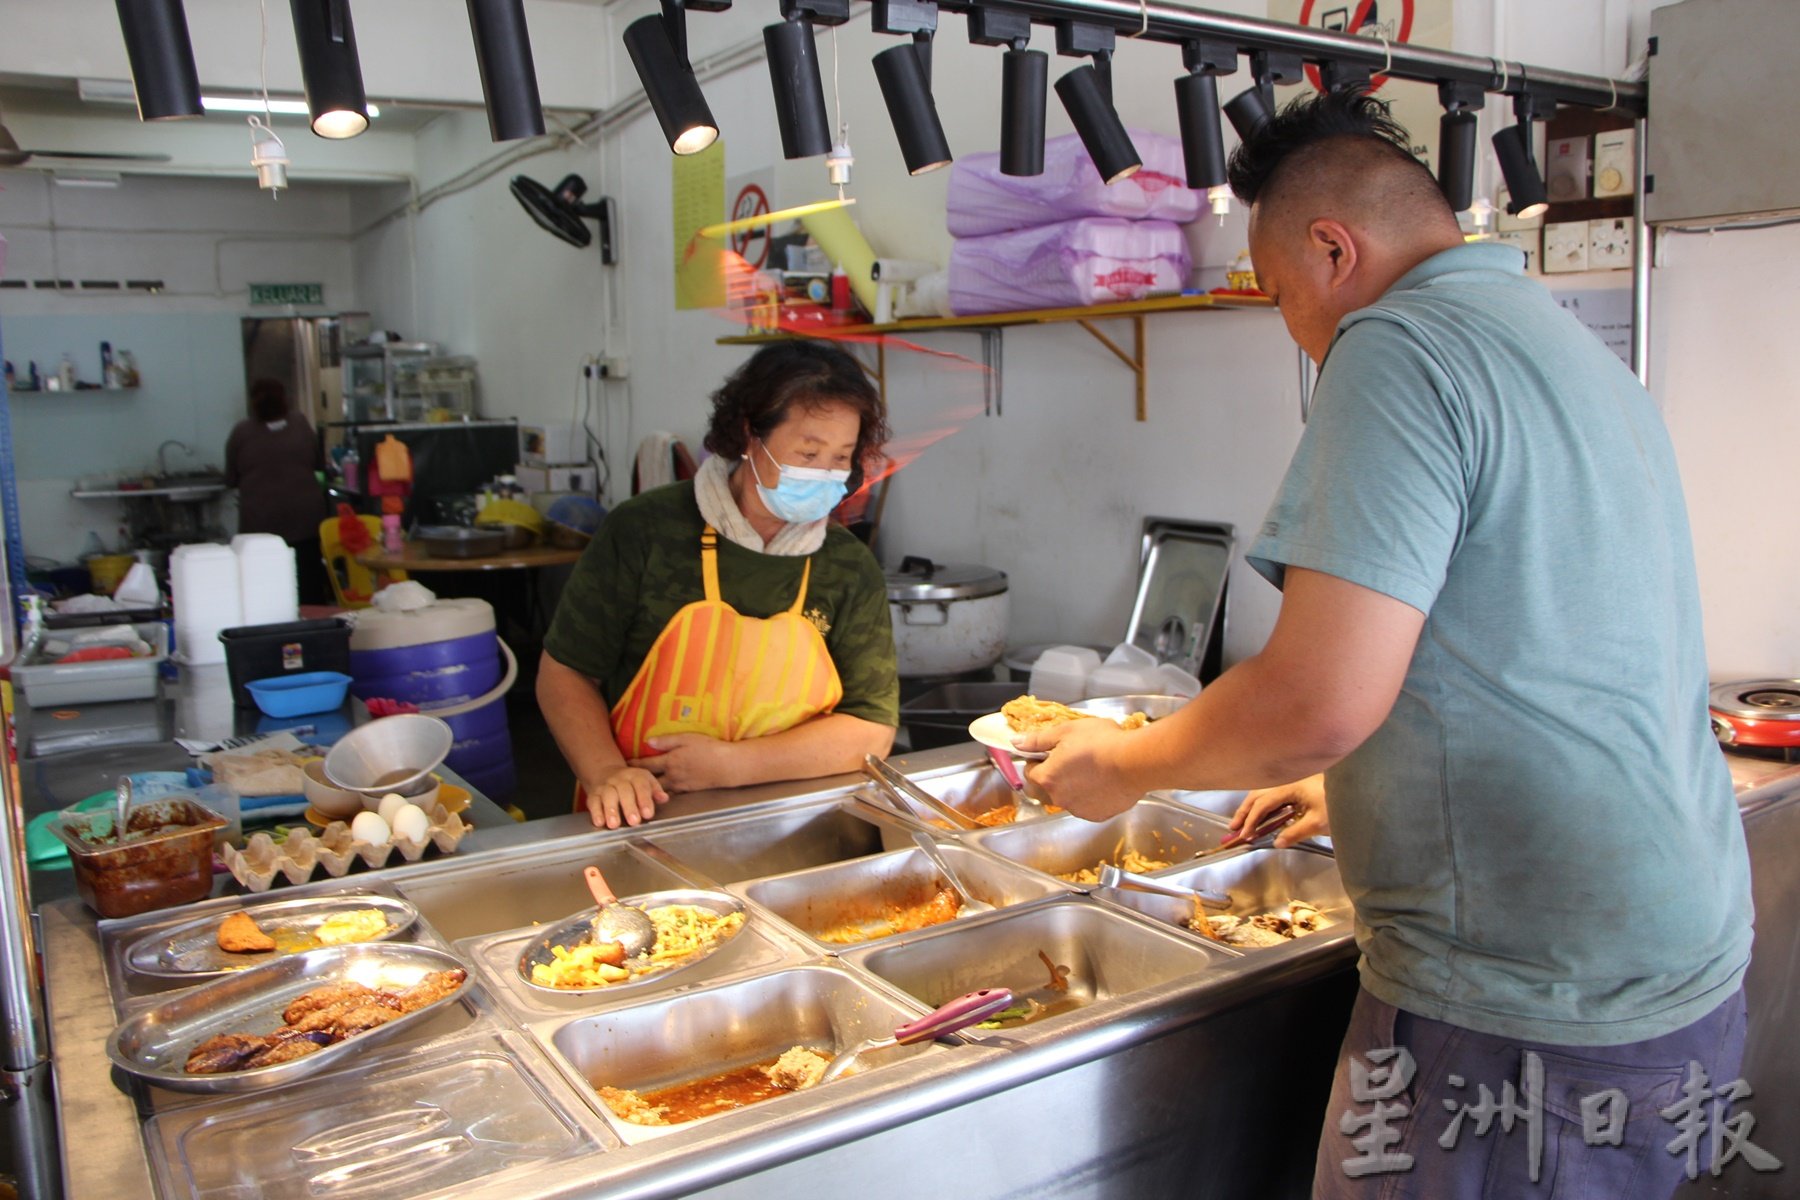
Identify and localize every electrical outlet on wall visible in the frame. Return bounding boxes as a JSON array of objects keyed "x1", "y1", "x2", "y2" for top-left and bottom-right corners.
[
  {"x1": 1542, "y1": 222, "x2": 1590, "y2": 274},
  {"x1": 1546, "y1": 136, "x2": 1592, "y2": 202},
  {"x1": 1587, "y1": 218, "x2": 1634, "y2": 270}
]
